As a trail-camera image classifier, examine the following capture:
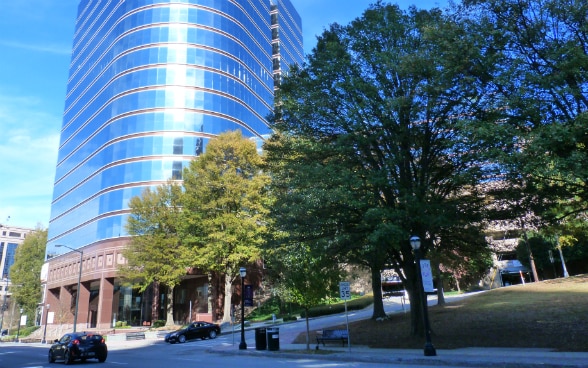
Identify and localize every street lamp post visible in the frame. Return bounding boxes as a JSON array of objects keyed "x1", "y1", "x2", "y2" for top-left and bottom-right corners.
[
  {"x1": 42, "y1": 304, "x2": 50, "y2": 344},
  {"x1": 56, "y1": 245, "x2": 83, "y2": 332},
  {"x1": 0, "y1": 278, "x2": 8, "y2": 334},
  {"x1": 238, "y1": 267, "x2": 247, "y2": 350},
  {"x1": 410, "y1": 236, "x2": 436, "y2": 357},
  {"x1": 15, "y1": 308, "x2": 23, "y2": 342}
]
